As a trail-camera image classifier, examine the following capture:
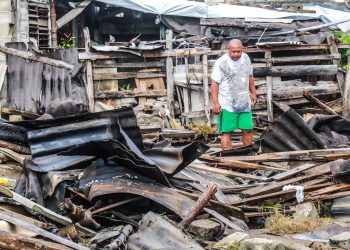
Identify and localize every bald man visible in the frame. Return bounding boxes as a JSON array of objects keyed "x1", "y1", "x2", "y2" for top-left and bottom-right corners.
[{"x1": 211, "y1": 39, "x2": 257, "y2": 150}]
